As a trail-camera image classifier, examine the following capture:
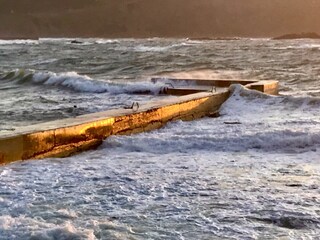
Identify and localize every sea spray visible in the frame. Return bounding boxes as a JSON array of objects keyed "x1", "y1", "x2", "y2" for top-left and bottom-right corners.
[{"x1": 1, "y1": 69, "x2": 164, "y2": 94}]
